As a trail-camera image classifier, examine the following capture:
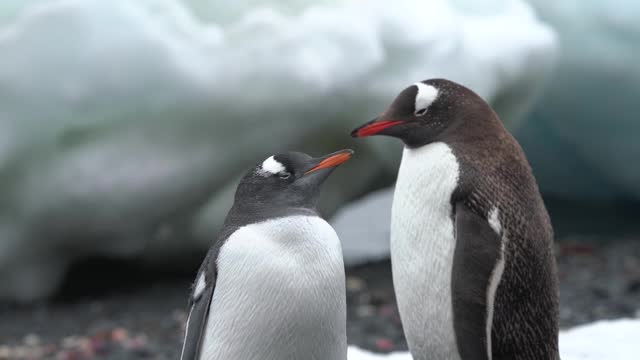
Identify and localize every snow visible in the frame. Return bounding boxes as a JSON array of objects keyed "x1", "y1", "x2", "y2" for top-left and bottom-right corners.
[
  {"x1": 347, "y1": 318, "x2": 640, "y2": 359},
  {"x1": 559, "y1": 319, "x2": 640, "y2": 360},
  {"x1": 348, "y1": 346, "x2": 411, "y2": 360},
  {"x1": 0, "y1": 0, "x2": 555, "y2": 300}
]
